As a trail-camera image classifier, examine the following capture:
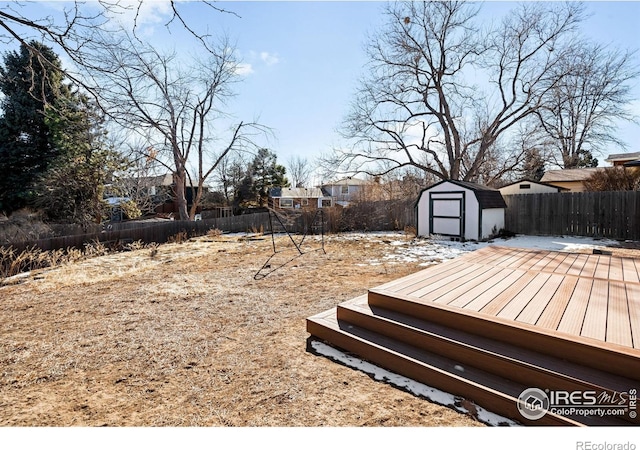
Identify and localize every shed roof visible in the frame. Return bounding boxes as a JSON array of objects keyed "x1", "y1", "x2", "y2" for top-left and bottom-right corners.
[
  {"x1": 421, "y1": 179, "x2": 507, "y2": 209},
  {"x1": 499, "y1": 179, "x2": 570, "y2": 191}
]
